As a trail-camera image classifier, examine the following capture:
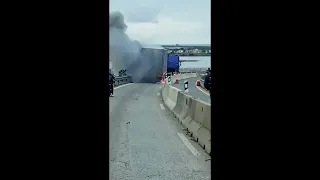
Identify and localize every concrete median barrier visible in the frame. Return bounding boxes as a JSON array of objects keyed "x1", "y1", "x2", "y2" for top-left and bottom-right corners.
[
  {"x1": 161, "y1": 84, "x2": 211, "y2": 154},
  {"x1": 194, "y1": 128, "x2": 211, "y2": 154},
  {"x1": 172, "y1": 92, "x2": 193, "y2": 122},
  {"x1": 193, "y1": 100, "x2": 211, "y2": 128},
  {"x1": 171, "y1": 92, "x2": 184, "y2": 118},
  {"x1": 192, "y1": 100, "x2": 211, "y2": 154},
  {"x1": 182, "y1": 98, "x2": 202, "y2": 136},
  {"x1": 163, "y1": 85, "x2": 181, "y2": 110}
]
